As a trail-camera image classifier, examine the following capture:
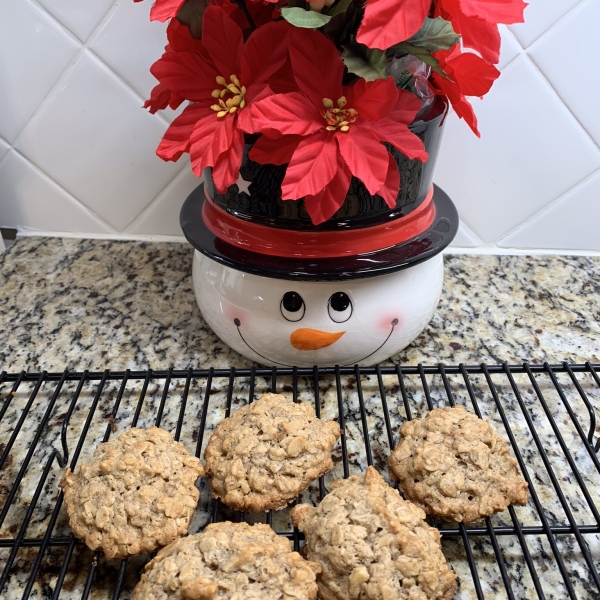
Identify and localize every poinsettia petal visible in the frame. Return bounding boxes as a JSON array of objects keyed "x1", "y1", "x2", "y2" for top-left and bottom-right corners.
[
  {"x1": 431, "y1": 72, "x2": 480, "y2": 136},
  {"x1": 303, "y1": 155, "x2": 352, "y2": 225},
  {"x1": 249, "y1": 135, "x2": 302, "y2": 165},
  {"x1": 357, "y1": 0, "x2": 430, "y2": 50},
  {"x1": 151, "y1": 51, "x2": 218, "y2": 101},
  {"x1": 346, "y1": 78, "x2": 398, "y2": 121},
  {"x1": 385, "y1": 88, "x2": 424, "y2": 125},
  {"x1": 459, "y1": 0, "x2": 527, "y2": 24},
  {"x1": 289, "y1": 28, "x2": 344, "y2": 109},
  {"x1": 212, "y1": 128, "x2": 245, "y2": 192},
  {"x1": 144, "y1": 83, "x2": 180, "y2": 114},
  {"x1": 376, "y1": 153, "x2": 401, "y2": 208},
  {"x1": 149, "y1": 0, "x2": 186, "y2": 22},
  {"x1": 157, "y1": 103, "x2": 213, "y2": 161},
  {"x1": 365, "y1": 118, "x2": 428, "y2": 161},
  {"x1": 336, "y1": 128, "x2": 389, "y2": 195},
  {"x1": 189, "y1": 113, "x2": 235, "y2": 176},
  {"x1": 249, "y1": 92, "x2": 323, "y2": 136},
  {"x1": 441, "y1": 3, "x2": 501, "y2": 64},
  {"x1": 446, "y1": 52, "x2": 500, "y2": 97},
  {"x1": 236, "y1": 83, "x2": 272, "y2": 132},
  {"x1": 202, "y1": 5, "x2": 244, "y2": 78},
  {"x1": 281, "y1": 131, "x2": 338, "y2": 200},
  {"x1": 166, "y1": 18, "x2": 206, "y2": 54},
  {"x1": 240, "y1": 20, "x2": 293, "y2": 84}
]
